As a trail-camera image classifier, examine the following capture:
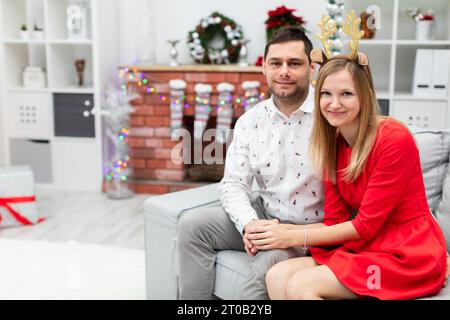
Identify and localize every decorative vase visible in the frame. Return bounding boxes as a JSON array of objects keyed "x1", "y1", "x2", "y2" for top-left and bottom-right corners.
[
  {"x1": 132, "y1": 0, "x2": 156, "y2": 64},
  {"x1": 74, "y1": 59, "x2": 86, "y2": 86},
  {"x1": 415, "y1": 20, "x2": 435, "y2": 41},
  {"x1": 66, "y1": 0, "x2": 89, "y2": 39}
]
